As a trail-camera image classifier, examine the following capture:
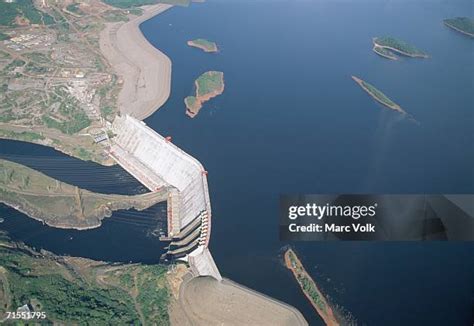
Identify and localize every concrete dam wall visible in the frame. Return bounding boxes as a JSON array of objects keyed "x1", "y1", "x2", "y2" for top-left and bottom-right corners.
[{"x1": 109, "y1": 115, "x2": 220, "y2": 280}]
